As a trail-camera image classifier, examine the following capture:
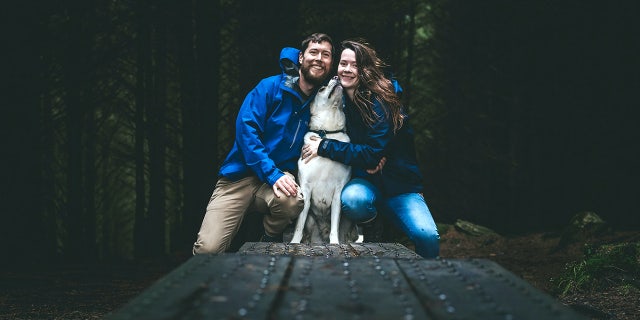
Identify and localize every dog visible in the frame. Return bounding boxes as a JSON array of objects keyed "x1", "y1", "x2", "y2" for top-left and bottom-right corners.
[{"x1": 291, "y1": 78, "x2": 356, "y2": 244}]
